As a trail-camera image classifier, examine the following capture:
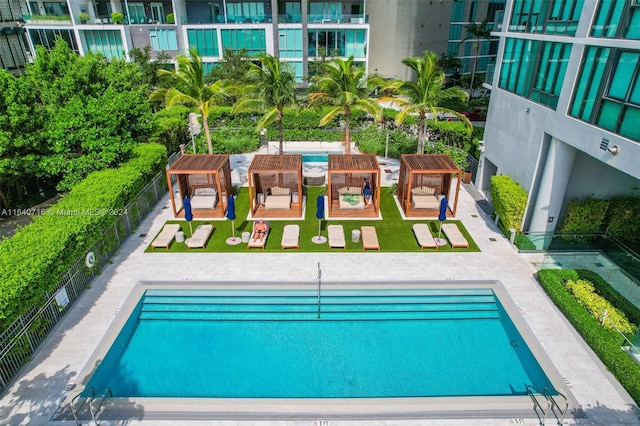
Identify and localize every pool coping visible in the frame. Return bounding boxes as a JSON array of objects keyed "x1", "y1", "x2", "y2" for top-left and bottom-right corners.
[{"x1": 55, "y1": 279, "x2": 578, "y2": 422}]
